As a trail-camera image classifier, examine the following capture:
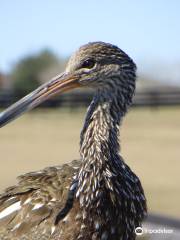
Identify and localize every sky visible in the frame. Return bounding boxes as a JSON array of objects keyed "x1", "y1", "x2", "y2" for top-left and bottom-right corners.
[{"x1": 1, "y1": 0, "x2": 180, "y2": 84}]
